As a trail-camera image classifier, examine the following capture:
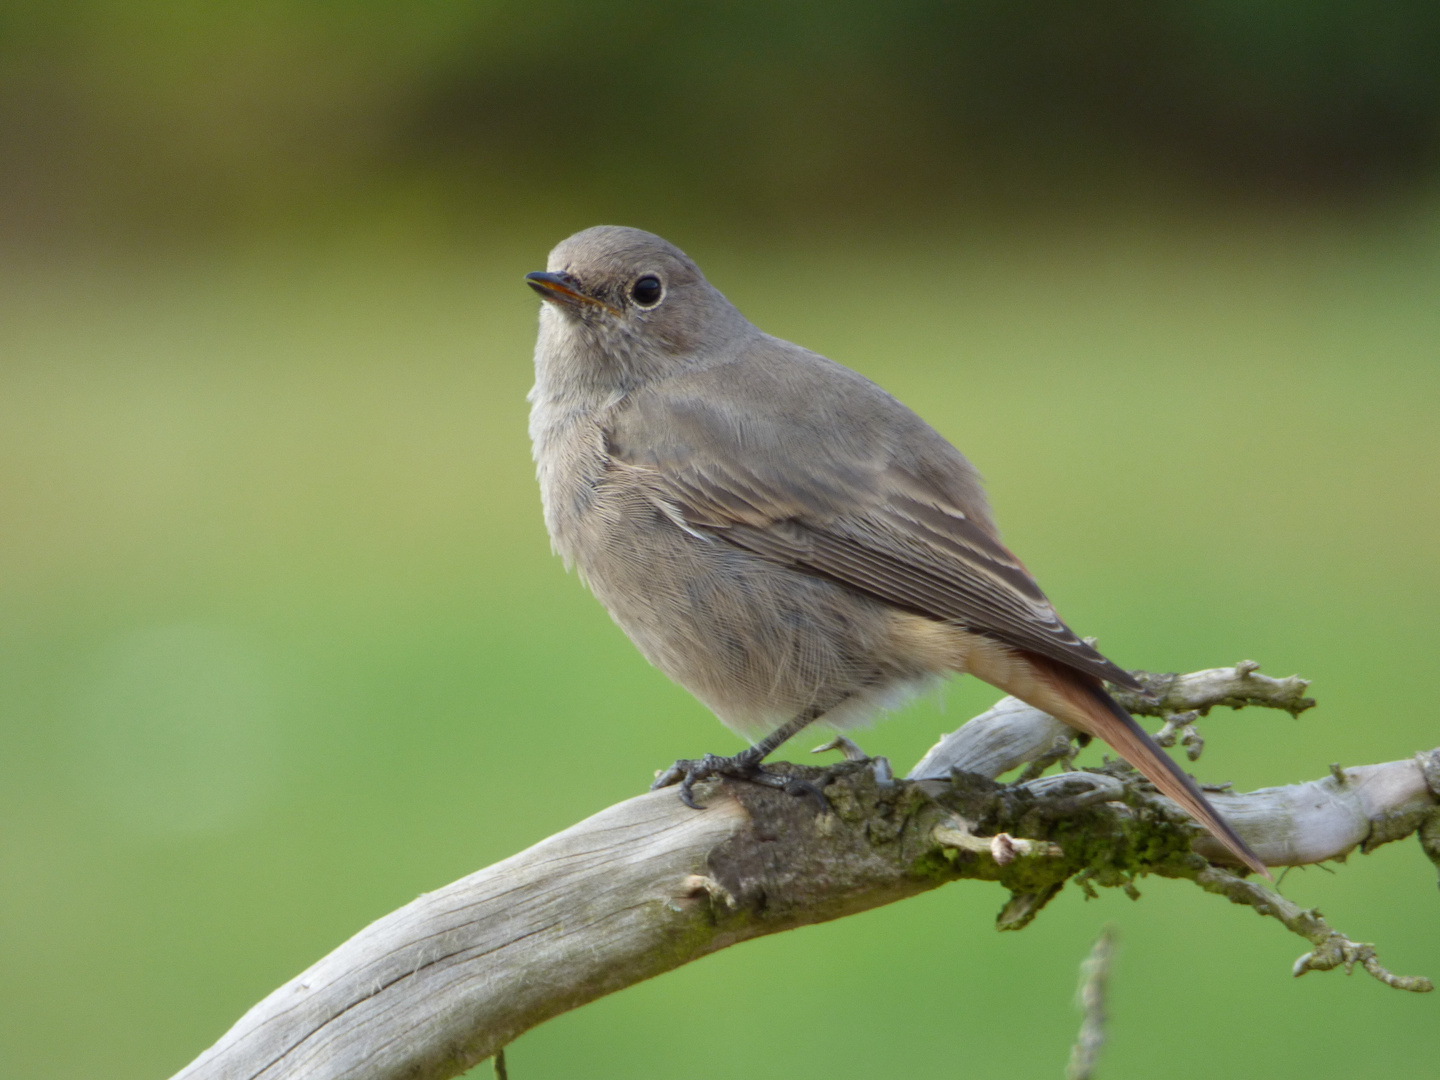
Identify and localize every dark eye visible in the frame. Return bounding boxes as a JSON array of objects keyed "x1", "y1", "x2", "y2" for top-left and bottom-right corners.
[{"x1": 631, "y1": 275, "x2": 663, "y2": 307}]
